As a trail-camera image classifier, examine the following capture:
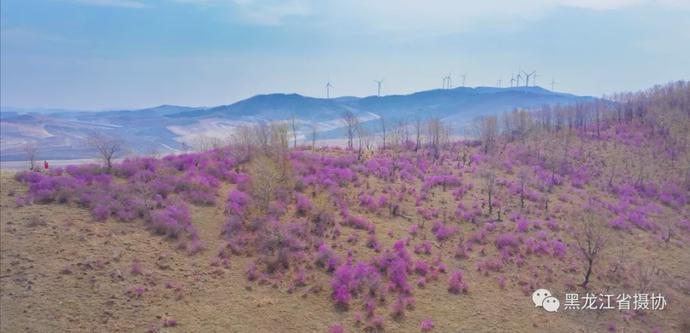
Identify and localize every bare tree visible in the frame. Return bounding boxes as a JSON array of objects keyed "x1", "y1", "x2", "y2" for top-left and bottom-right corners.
[
  {"x1": 355, "y1": 123, "x2": 370, "y2": 160},
  {"x1": 594, "y1": 100, "x2": 602, "y2": 138},
  {"x1": 87, "y1": 133, "x2": 124, "y2": 171},
  {"x1": 380, "y1": 116, "x2": 387, "y2": 150},
  {"x1": 536, "y1": 105, "x2": 553, "y2": 132},
  {"x1": 249, "y1": 154, "x2": 283, "y2": 213},
  {"x1": 517, "y1": 166, "x2": 530, "y2": 210},
  {"x1": 229, "y1": 125, "x2": 255, "y2": 163},
  {"x1": 426, "y1": 118, "x2": 444, "y2": 159},
  {"x1": 342, "y1": 110, "x2": 359, "y2": 150},
  {"x1": 480, "y1": 169, "x2": 497, "y2": 216},
  {"x1": 310, "y1": 124, "x2": 319, "y2": 151},
  {"x1": 290, "y1": 114, "x2": 298, "y2": 149},
  {"x1": 192, "y1": 135, "x2": 222, "y2": 151},
  {"x1": 635, "y1": 154, "x2": 647, "y2": 188},
  {"x1": 270, "y1": 122, "x2": 289, "y2": 152},
  {"x1": 23, "y1": 143, "x2": 38, "y2": 171},
  {"x1": 399, "y1": 119, "x2": 410, "y2": 145},
  {"x1": 575, "y1": 213, "x2": 606, "y2": 288},
  {"x1": 474, "y1": 115, "x2": 498, "y2": 155},
  {"x1": 414, "y1": 115, "x2": 422, "y2": 151},
  {"x1": 635, "y1": 264, "x2": 661, "y2": 294},
  {"x1": 606, "y1": 154, "x2": 619, "y2": 189},
  {"x1": 460, "y1": 142, "x2": 469, "y2": 167},
  {"x1": 229, "y1": 122, "x2": 291, "y2": 165},
  {"x1": 388, "y1": 121, "x2": 401, "y2": 147},
  {"x1": 253, "y1": 122, "x2": 272, "y2": 154},
  {"x1": 269, "y1": 121, "x2": 291, "y2": 177},
  {"x1": 388, "y1": 119, "x2": 409, "y2": 148}
]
